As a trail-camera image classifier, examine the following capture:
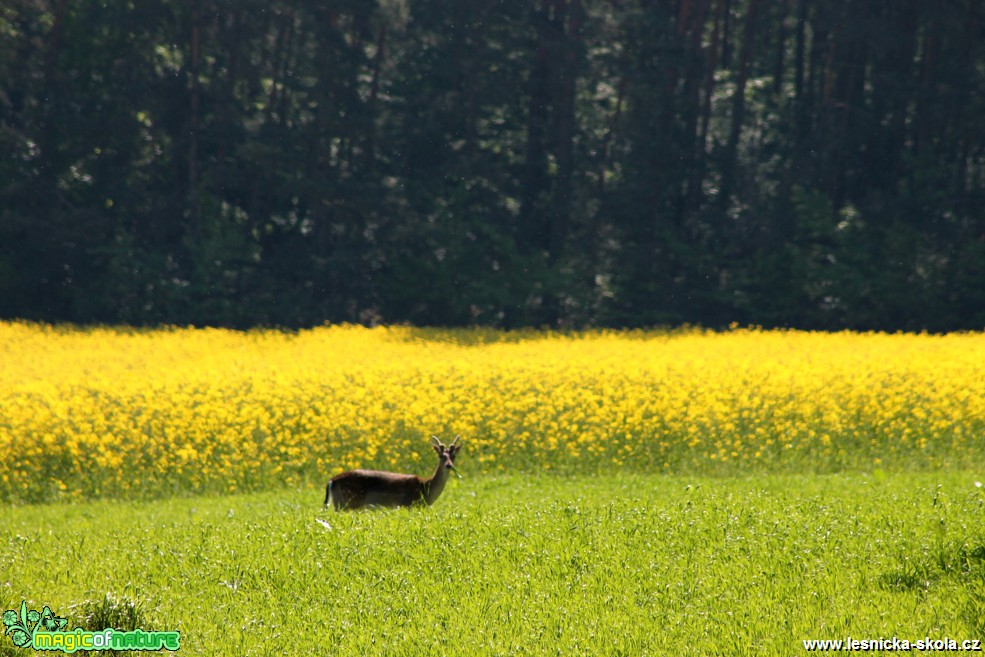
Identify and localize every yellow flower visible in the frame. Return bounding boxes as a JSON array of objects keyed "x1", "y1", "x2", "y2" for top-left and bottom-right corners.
[{"x1": 1, "y1": 321, "x2": 983, "y2": 501}]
